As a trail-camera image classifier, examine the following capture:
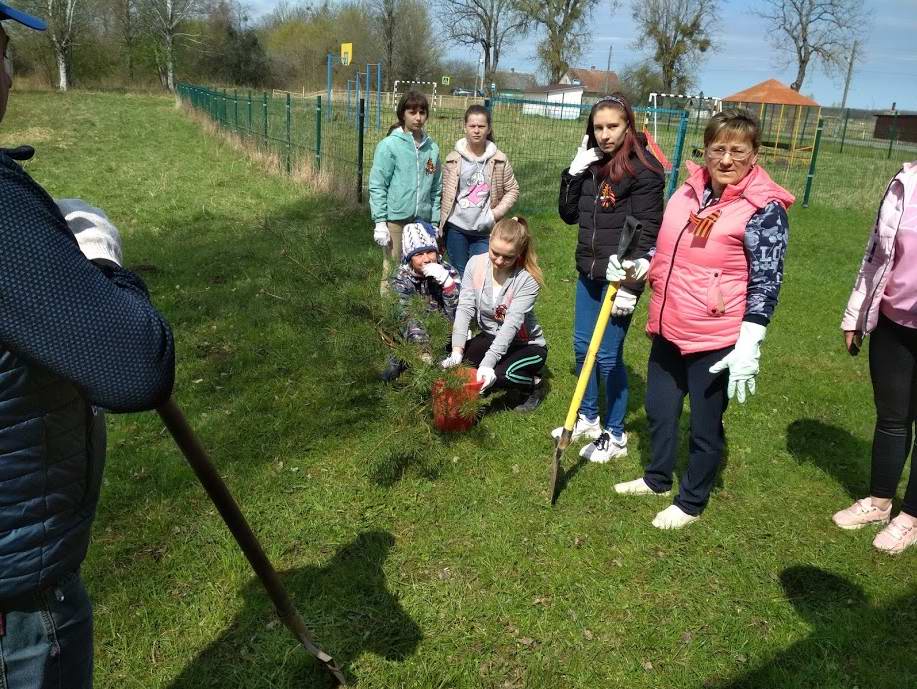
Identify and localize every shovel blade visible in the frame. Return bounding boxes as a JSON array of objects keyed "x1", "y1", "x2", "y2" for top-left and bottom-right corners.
[{"x1": 549, "y1": 430, "x2": 572, "y2": 505}]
